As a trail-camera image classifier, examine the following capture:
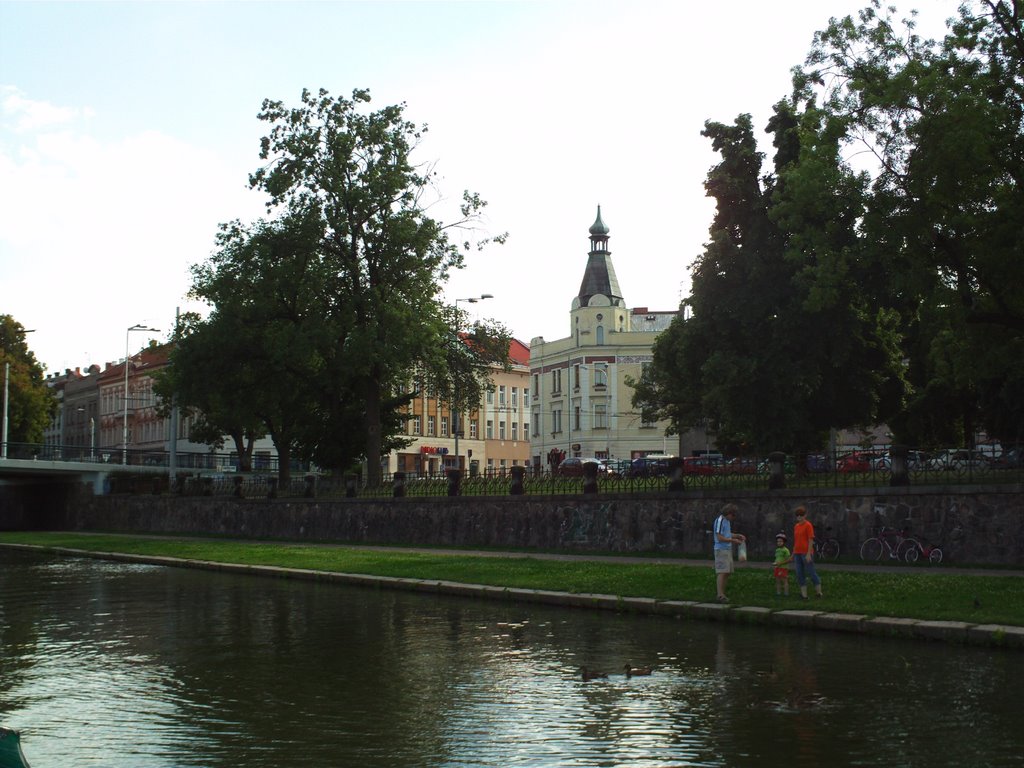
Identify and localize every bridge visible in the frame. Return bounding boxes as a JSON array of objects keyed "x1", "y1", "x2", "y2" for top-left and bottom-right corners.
[
  {"x1": 0, "y1": 443, "x2": 245, "y2": 494},
  {"x1": 0, "y1": 456, "x2": 172, "y2": 494}
]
